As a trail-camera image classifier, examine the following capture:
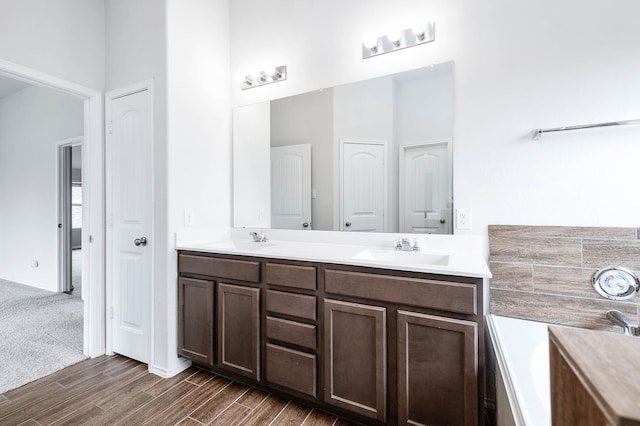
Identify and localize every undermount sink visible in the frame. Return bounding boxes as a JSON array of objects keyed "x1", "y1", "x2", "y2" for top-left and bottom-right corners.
[
  {"x1": 203, "y1": 240, "x2": 274, "y2": 252},
  {"x1": 351, "y1": 249, "x2": 450, "y2": 266}
]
